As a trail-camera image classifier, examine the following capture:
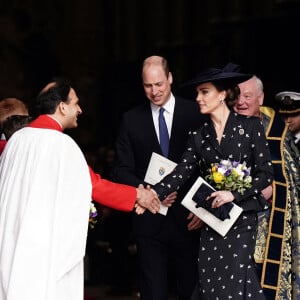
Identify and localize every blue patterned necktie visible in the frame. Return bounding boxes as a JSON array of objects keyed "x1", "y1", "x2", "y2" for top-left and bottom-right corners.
[{"x1": 159, "y1": 107, "x2": 169, "y2": 157}]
